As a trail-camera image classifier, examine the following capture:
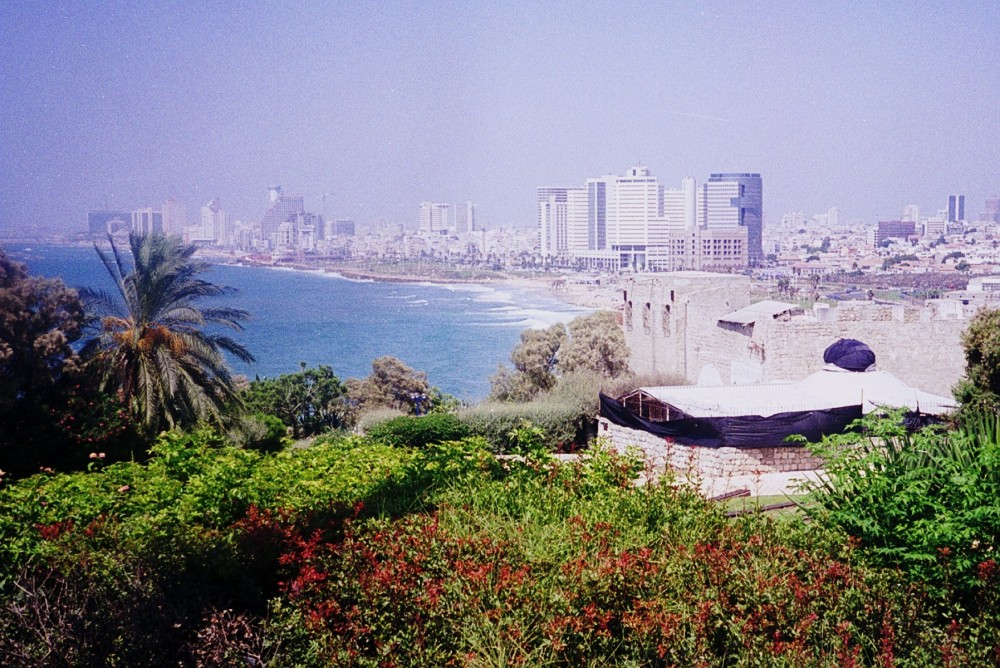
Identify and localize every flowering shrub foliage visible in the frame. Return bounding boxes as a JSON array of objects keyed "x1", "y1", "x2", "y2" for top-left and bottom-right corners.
[{"x1": 1, "y1": 428, "x2": 998, "y2": 665}]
